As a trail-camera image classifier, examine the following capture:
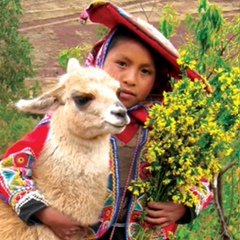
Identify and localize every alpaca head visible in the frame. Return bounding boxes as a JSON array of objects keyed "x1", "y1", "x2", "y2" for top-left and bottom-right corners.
[{"x1": 16, "y1": 58, "x2": 130, "y2": 138}]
